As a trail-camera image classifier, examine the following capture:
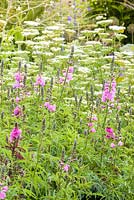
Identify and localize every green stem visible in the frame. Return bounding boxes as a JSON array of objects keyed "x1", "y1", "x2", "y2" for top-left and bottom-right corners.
[{"x1": 102, "y1": 103, "x2": 109, "y2": 129}]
